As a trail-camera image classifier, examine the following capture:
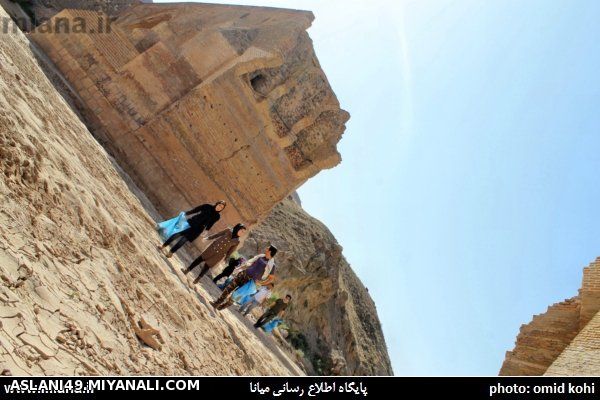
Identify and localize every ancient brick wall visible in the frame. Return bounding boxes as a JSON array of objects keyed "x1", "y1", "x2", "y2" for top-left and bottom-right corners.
[
  {"x1": 545, "y1": 311, "x2": 600, "y2": 375},
  {"x1": 499, "y1": 298, "x2": 581, "y2": 375},
  {"x1": 30, "y1": 3, "x2": 349, "y2": 231},
  {"x1": 579, "y1": 257, "x2": 600, "y2": 328},
  {"x1": 500, "y1": 257, "x2": 600, "y2": 375}
]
